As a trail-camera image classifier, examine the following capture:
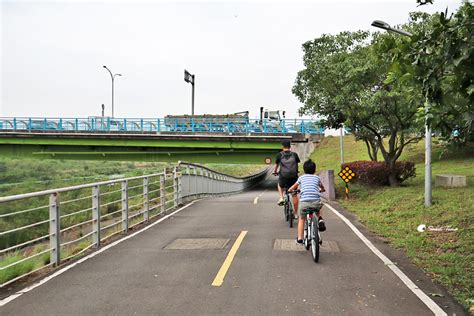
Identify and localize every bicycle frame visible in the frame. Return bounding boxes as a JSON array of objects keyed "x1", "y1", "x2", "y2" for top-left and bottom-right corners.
[
  {"x1": 283, "y1": 188, "x2": 296, "y2": 227},
  {"x1": 303, "y1": 211, "x2": 321, "y2": 262}
]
